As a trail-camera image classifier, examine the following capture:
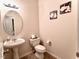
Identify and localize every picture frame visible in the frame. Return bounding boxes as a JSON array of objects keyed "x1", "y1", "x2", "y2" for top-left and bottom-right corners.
[
  {"x1": 50, "y1": 10, "x2": 58, "y2": 20},
  {"x1": 60, "y1": 1, "x2": 71, "y2": 14}
]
